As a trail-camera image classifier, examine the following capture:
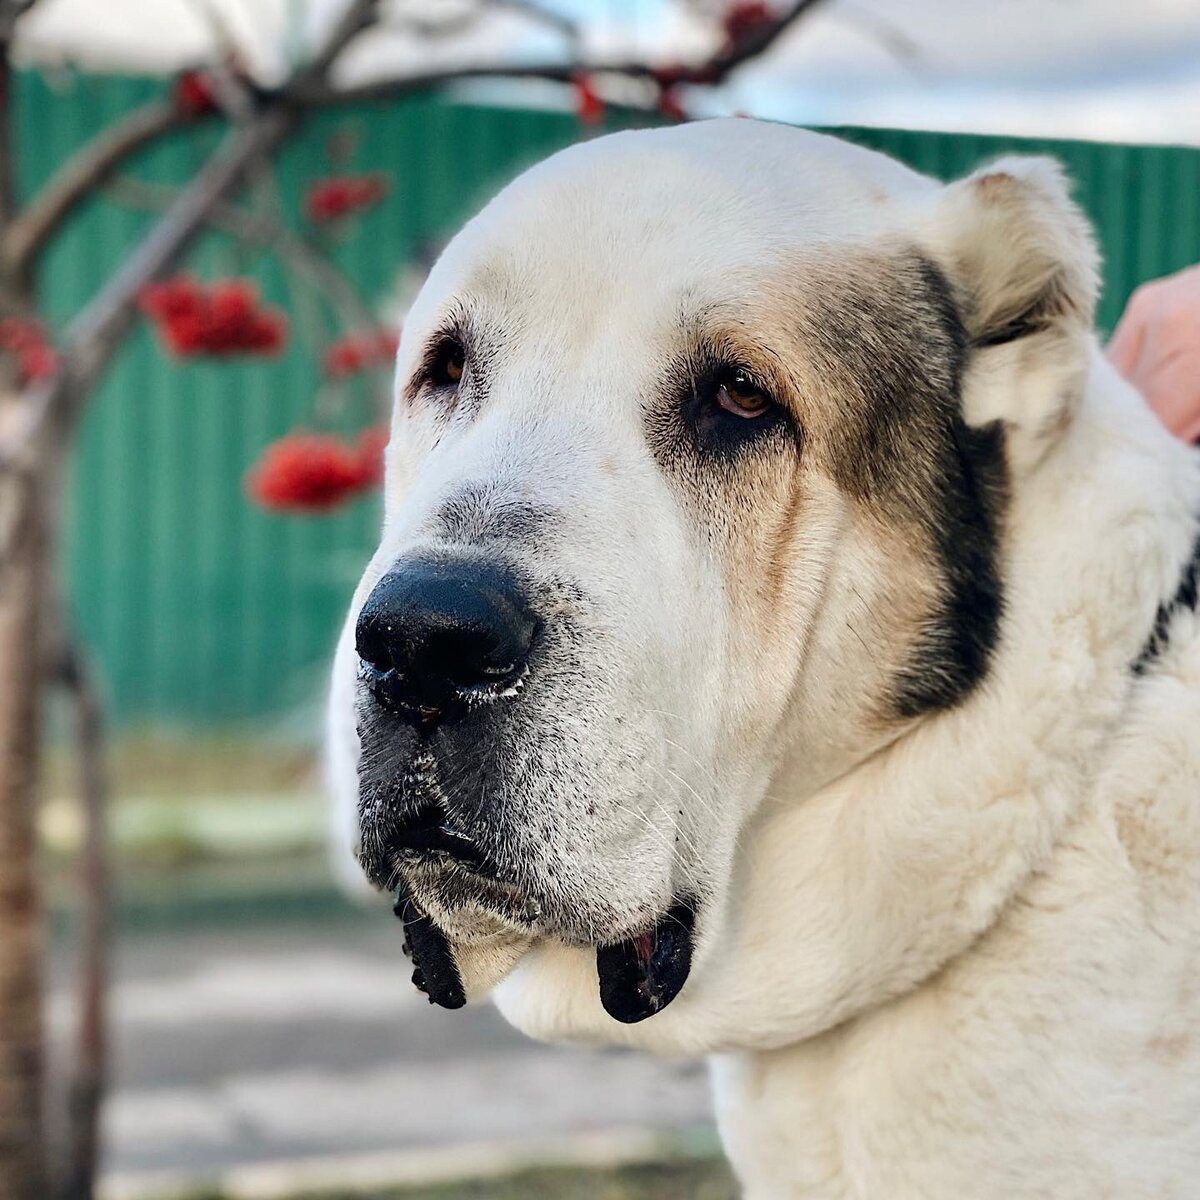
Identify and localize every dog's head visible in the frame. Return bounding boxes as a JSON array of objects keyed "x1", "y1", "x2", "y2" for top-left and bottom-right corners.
[{"x1": 328, "y1": 121, "x2": 1098, "y2": 1025}]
